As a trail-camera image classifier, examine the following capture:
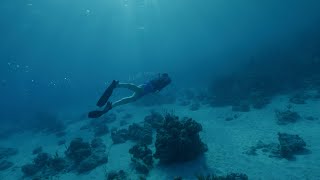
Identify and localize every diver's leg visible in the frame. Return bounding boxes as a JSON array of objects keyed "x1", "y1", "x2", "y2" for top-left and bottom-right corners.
[
  {"x1": 112, "y1": 93, "x2": 140, "y2": 108},
  {"x1": 116, "y1": 83, "x2": 143, "y2": 93},
  {"x1": 89, "y1": 93, "x2": 140, "y2": 118},
  {"x1": 96, "y1": 80, "x2": 119, "y2": 107}
]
